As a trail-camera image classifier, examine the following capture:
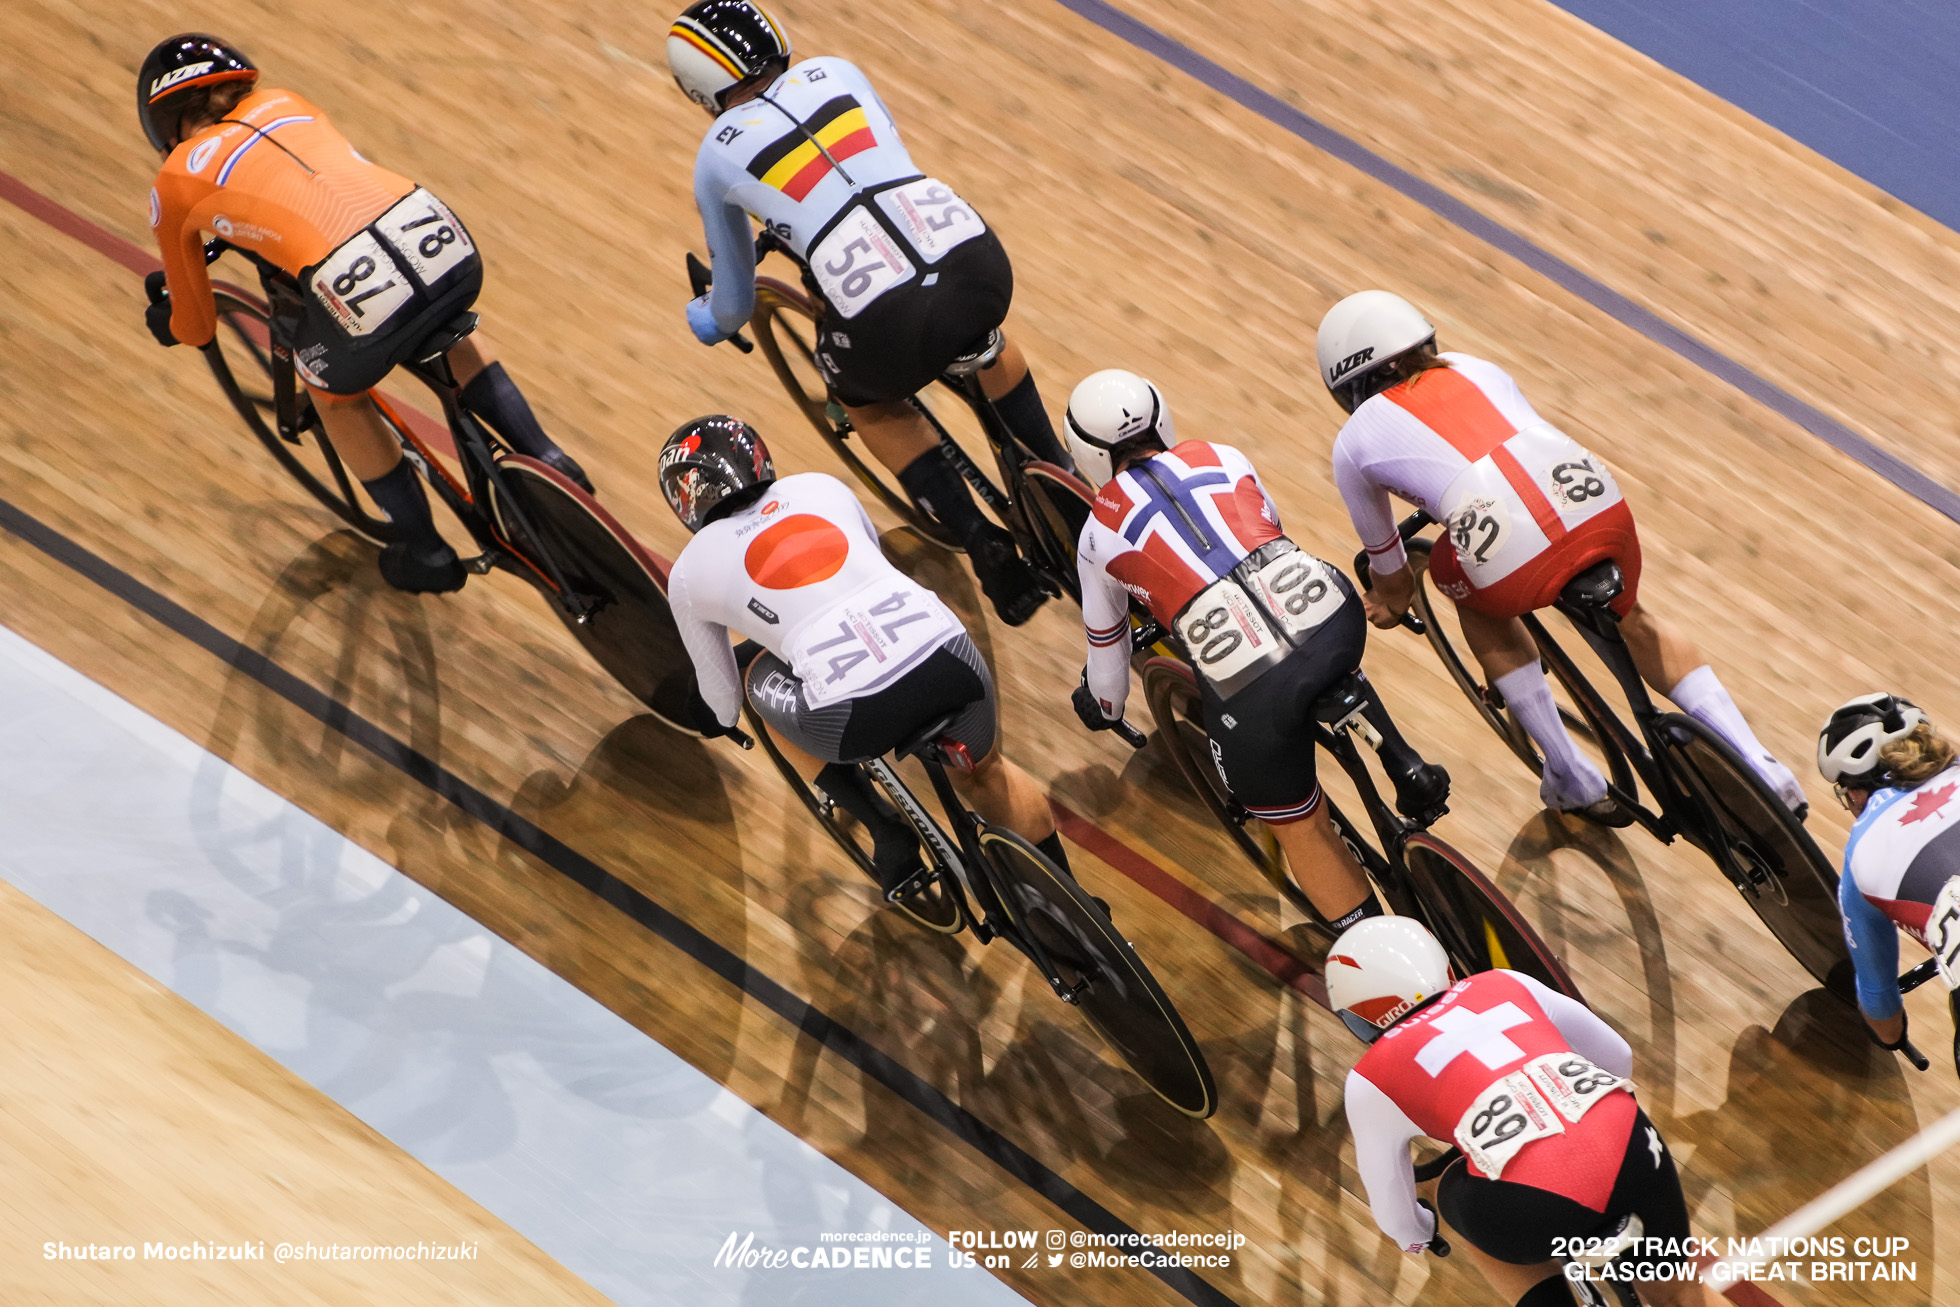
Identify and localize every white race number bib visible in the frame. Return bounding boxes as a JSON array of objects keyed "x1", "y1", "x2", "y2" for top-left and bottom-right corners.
[
  {"x1": 1929, "y1": 877, "x2": 1960, "y2": 991},
  {"x1": 311, "y1": 231, "x2": 415, "y2": 337},
  {"x1": 876, "y1": 178, "x2": 986, "y2": 263},
  {"x1": 374, "y1": 187, "x2": 475, "y2": 288},
  {"x1": 1174, "y1": 578, "x2": 1284, "y2": 685},
  {"x1": 1443, "y1": 493, "x2": 1511, "y2": 580},
  {"x1": 1521, "y1": 1053, "x2": 1631, "y2": 1124},
  {"x1": 1245, "y1": 550, "x2": 1344, "y2": 640},
  {"x1": 788, "y1": 585, "x2": 957, "y2": 706},
  {"x1": 1453, "y1": 1073, "x2": 1565, "y2": 1180},
  {"x1": 810, "y1": 207, "x2": 916, "y2": 318}
]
